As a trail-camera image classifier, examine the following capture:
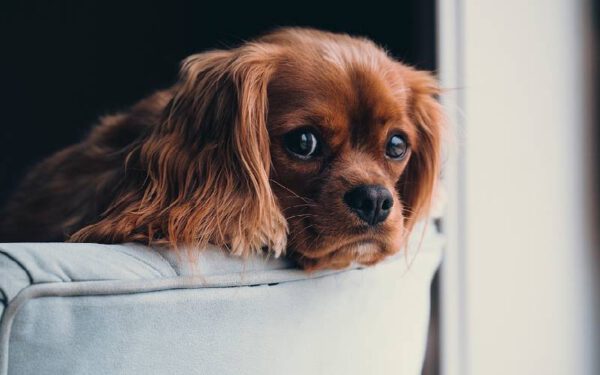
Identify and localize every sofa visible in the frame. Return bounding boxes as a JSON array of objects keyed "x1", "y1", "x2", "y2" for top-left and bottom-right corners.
[{"x1": 0, "y1": 221, "x2": 443, "y2": 375}]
